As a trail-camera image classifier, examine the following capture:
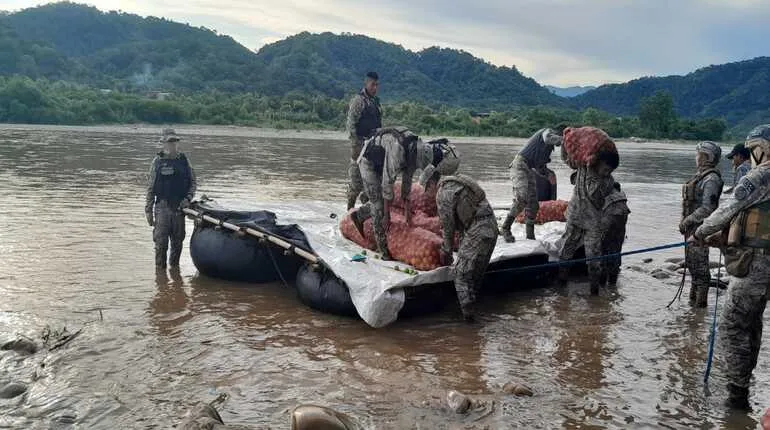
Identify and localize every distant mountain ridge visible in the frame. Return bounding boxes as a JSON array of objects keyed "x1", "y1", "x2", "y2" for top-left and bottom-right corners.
[
  {"x1": 0, "y1": 2, "x2": 561, "y2": 108},
  {"x1": 573, "y1": 57, "x2": 770, "y2": 129},
  {"x1": 545, "y1": 85, "x2": 596, "y2": 98},
  {"x1": 0, "y1": 1, "x2": 769, "y2": 132}
]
